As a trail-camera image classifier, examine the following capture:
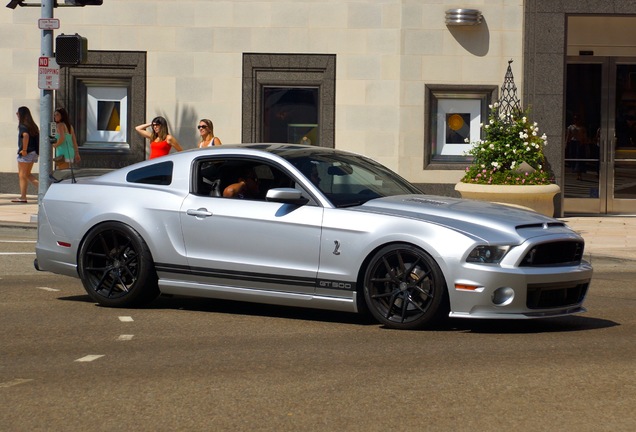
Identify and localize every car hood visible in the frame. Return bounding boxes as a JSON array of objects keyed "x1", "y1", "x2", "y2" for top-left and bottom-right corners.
[{"x1": 355, "y1": 195, "x2": 573, "y2": 243}]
